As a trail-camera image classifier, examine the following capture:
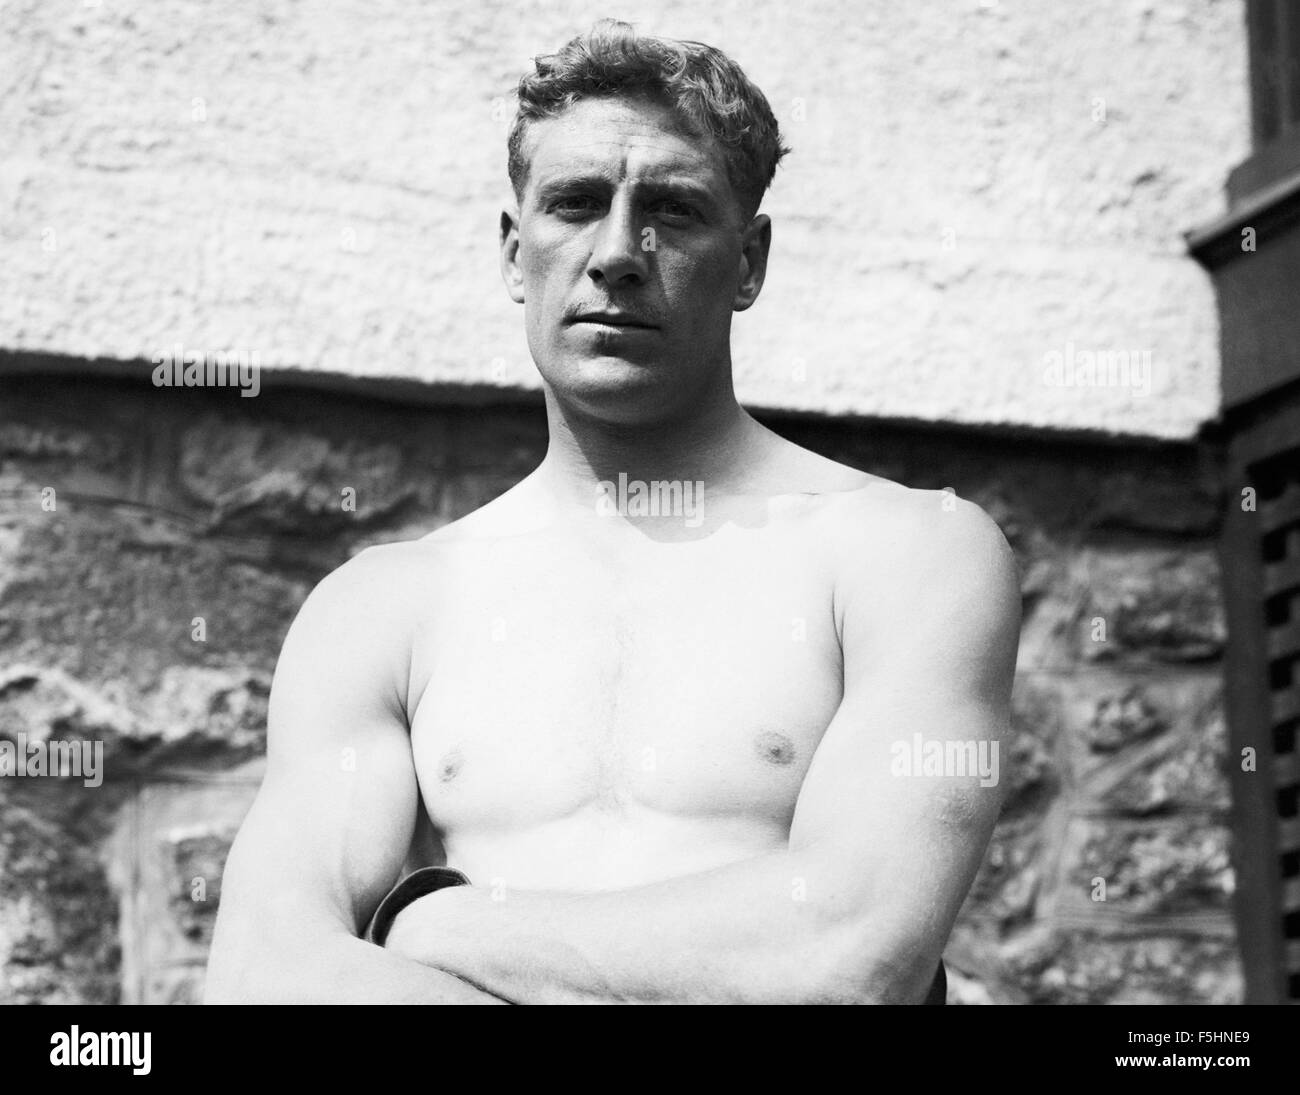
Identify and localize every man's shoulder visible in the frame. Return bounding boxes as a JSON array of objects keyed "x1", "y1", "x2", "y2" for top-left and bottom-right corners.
[
  {"x1": 811, "y1": 479, "x2": 1021, "y2": 685},
  {"x1": 814, "y1": 477, "x2": 1019, "y2": 609},
  {"x1": 758, "y1": 438, "x2": 1005, "y2": 553},
  {"x1": 416, "y1": 475, "x2": 548, "y2": 545},
  {"x1": 325, "y1": 538, "x2": 440, "y2": 582},
  {"x1": 820, "y1": 475, "x2": 1004, "y2": 543},
  {"x1": 301, "y1": 540, "x2": 444, "y2": 626}
]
